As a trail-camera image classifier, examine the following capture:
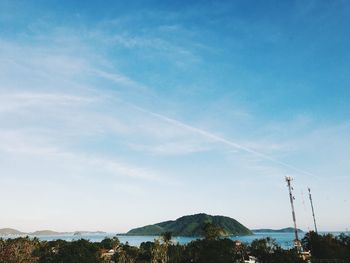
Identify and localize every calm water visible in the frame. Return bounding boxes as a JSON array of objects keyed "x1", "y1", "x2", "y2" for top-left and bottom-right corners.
[
  {"x1": 2, "y1": 232, "x2": 346, "y2": 249},
  {"x1": 3, "y1": 231, "x2": 343, "y2": 249}
]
